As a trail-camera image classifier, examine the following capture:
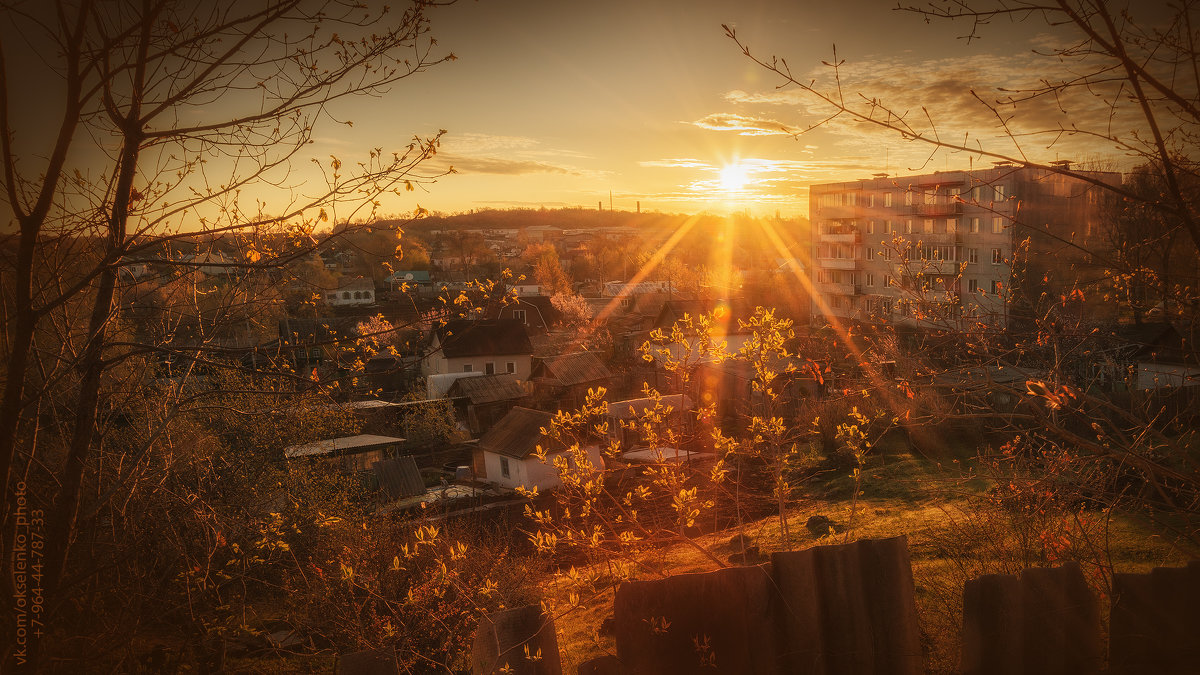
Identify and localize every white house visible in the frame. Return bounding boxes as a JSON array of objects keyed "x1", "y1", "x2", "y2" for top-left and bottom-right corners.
[
  {"x1": 325, "y1": 276, "x2": 376, "y2": 306},
  {"x1": 422, "y1": 319, "x2": 534, "y2": 382},
  {"x1": 471, "y1": 407, "x2": 603, "y2": 492}
]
